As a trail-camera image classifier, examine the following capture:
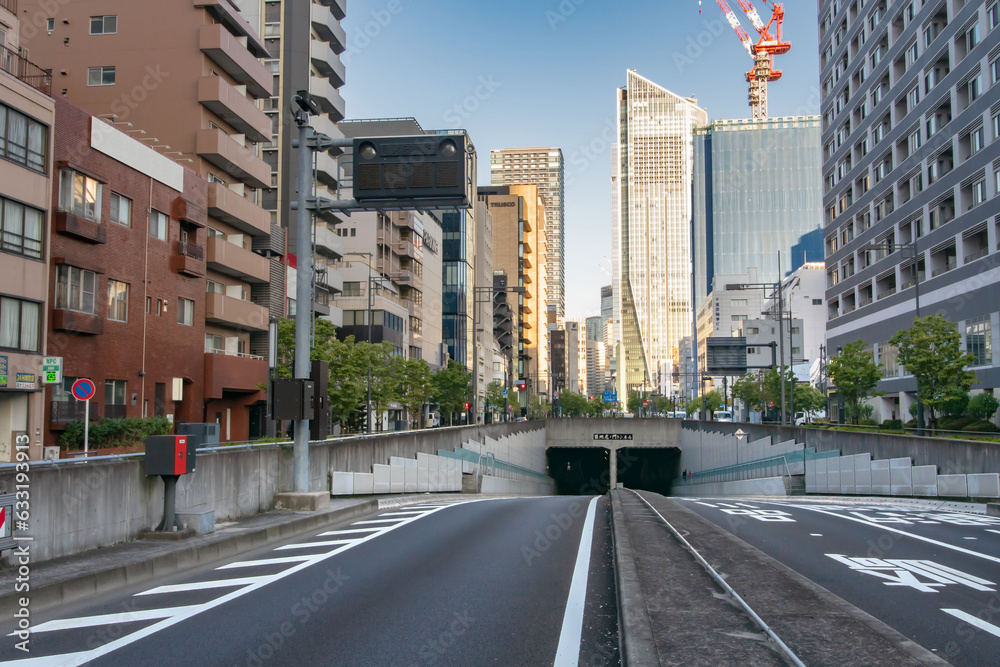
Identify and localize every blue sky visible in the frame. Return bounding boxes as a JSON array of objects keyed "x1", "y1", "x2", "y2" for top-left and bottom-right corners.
[{"x1": 341, "y1": 0, "x2": 821, "y2": 317}]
